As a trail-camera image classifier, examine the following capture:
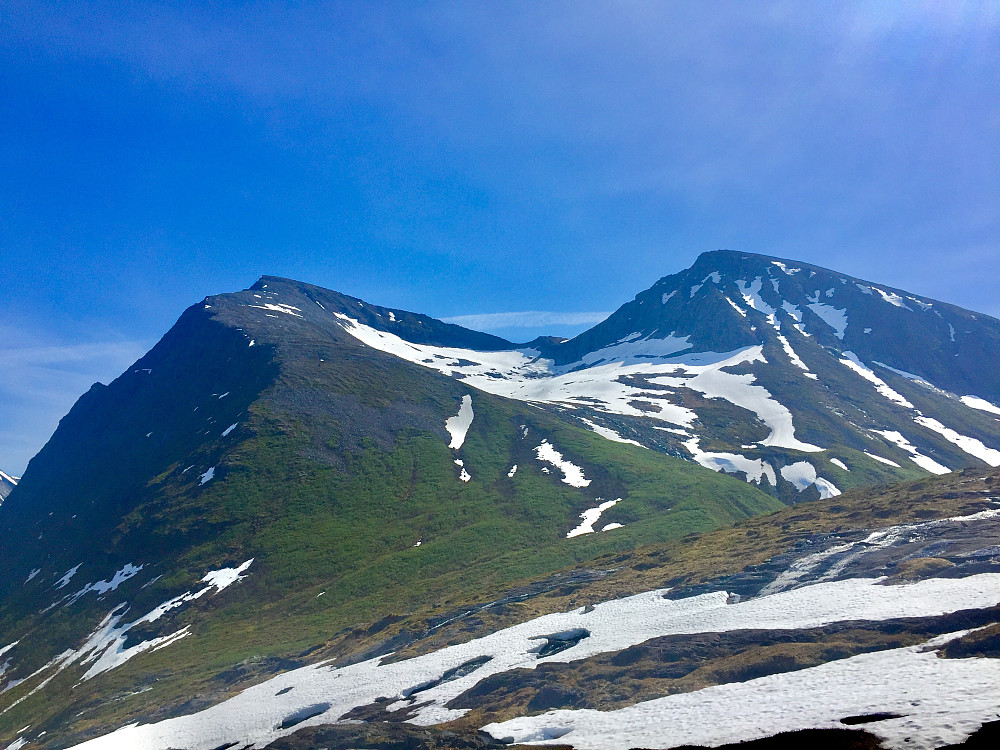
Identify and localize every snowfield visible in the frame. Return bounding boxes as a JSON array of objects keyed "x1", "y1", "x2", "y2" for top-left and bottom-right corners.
[
  {"x1": 484, "y1": 635, "x2": 1000, "y2": 750},
  {"x1": 331, "y1": 314, "x2": 821, "y2": 454},
  {"x1": 62, "y1": 572, "x2": 1000, "y2": 750}
]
